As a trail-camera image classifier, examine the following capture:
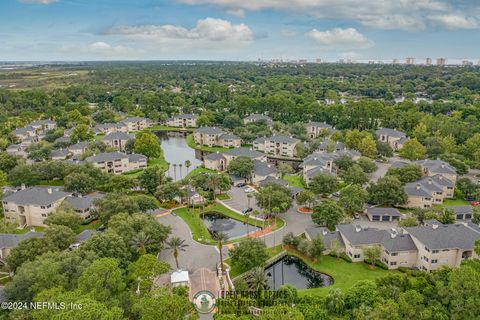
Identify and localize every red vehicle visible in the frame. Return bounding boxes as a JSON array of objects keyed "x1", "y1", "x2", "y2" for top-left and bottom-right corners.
[{"x1": 471, "y1": 201, "x2": 479, "y2": 206}]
